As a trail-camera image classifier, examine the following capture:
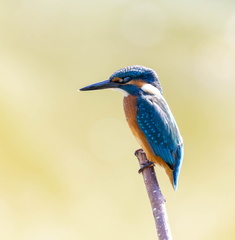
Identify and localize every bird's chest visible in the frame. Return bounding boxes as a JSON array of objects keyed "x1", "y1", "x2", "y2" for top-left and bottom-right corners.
[
  {"x1": 123, "y1": 95, "x2": 156, "y2": 159},
  {"x1": 123, "y1": 95, "x2": 138, "y2": 124},
  {"x1": 123, "y1": 95, "x2": 143, "y2": 141}
]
